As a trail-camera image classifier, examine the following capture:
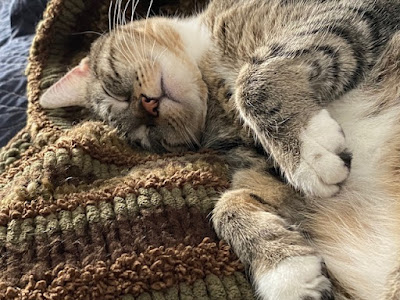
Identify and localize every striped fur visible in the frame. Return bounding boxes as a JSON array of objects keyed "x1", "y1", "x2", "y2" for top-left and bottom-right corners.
[{"x1": 39, "y1": 0, "x2": 400, "y2": 299}]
